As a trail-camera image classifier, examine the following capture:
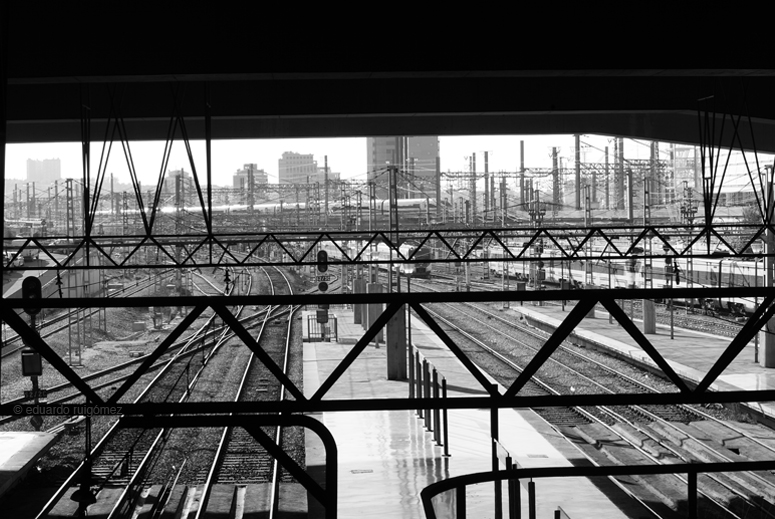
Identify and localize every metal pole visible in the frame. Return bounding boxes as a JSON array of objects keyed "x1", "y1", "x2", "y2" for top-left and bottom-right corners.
[
  {"x1": 491, "y1": 383, "x2": 501, "y2": 519},
  {"x1": 433, "y1": 369, "x2": 440, "y2": 445},
  {"x1": 688, "y1": 469, "x2": 697, "y2": 519},
  {"x1": 442, "y1": 378, "x2": 450, "y2": 457},
  {"x1": 408, "y1": 346, "x2": 415, "y2": 399},
  {"x1": 424, "y1": 360, "x2": 431, "y2": 430},
  {"x1": 755, "y1": 259, "x2": 759, "y2": 363},
  {"x1": 407, "y1": 276, "x2": 412, "y2": 353},
  {"x1": 416, "y1": 351, "x2": 422, "y2": 418},
  {"x1": 456, "y1": 486, "x2": 466, "y2": 519}
]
